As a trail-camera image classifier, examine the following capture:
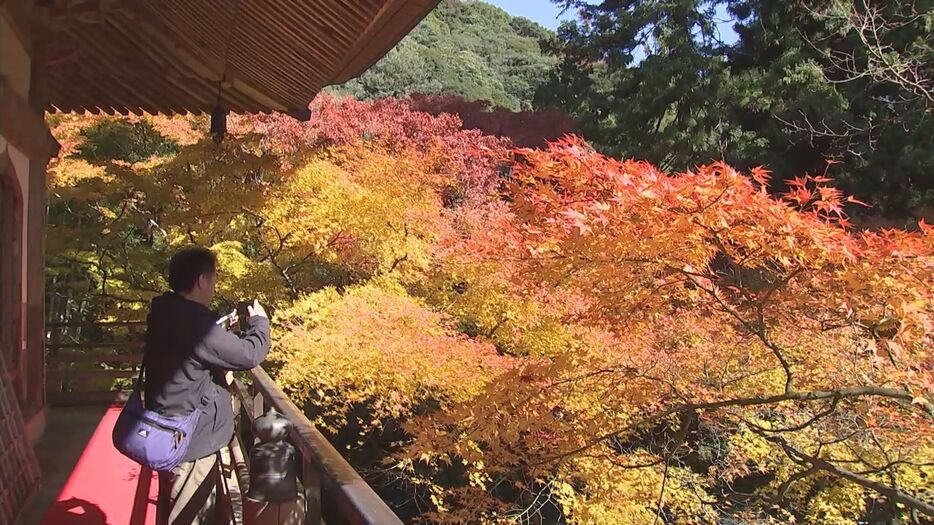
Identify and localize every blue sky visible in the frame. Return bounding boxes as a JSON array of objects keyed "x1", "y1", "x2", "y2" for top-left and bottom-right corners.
[
  {"x1": 484, "y1": 1, "x2": 739, "y2": 44},
  {"x1": 485, "y1": 0, "x2": 573, "y2": 30}
]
